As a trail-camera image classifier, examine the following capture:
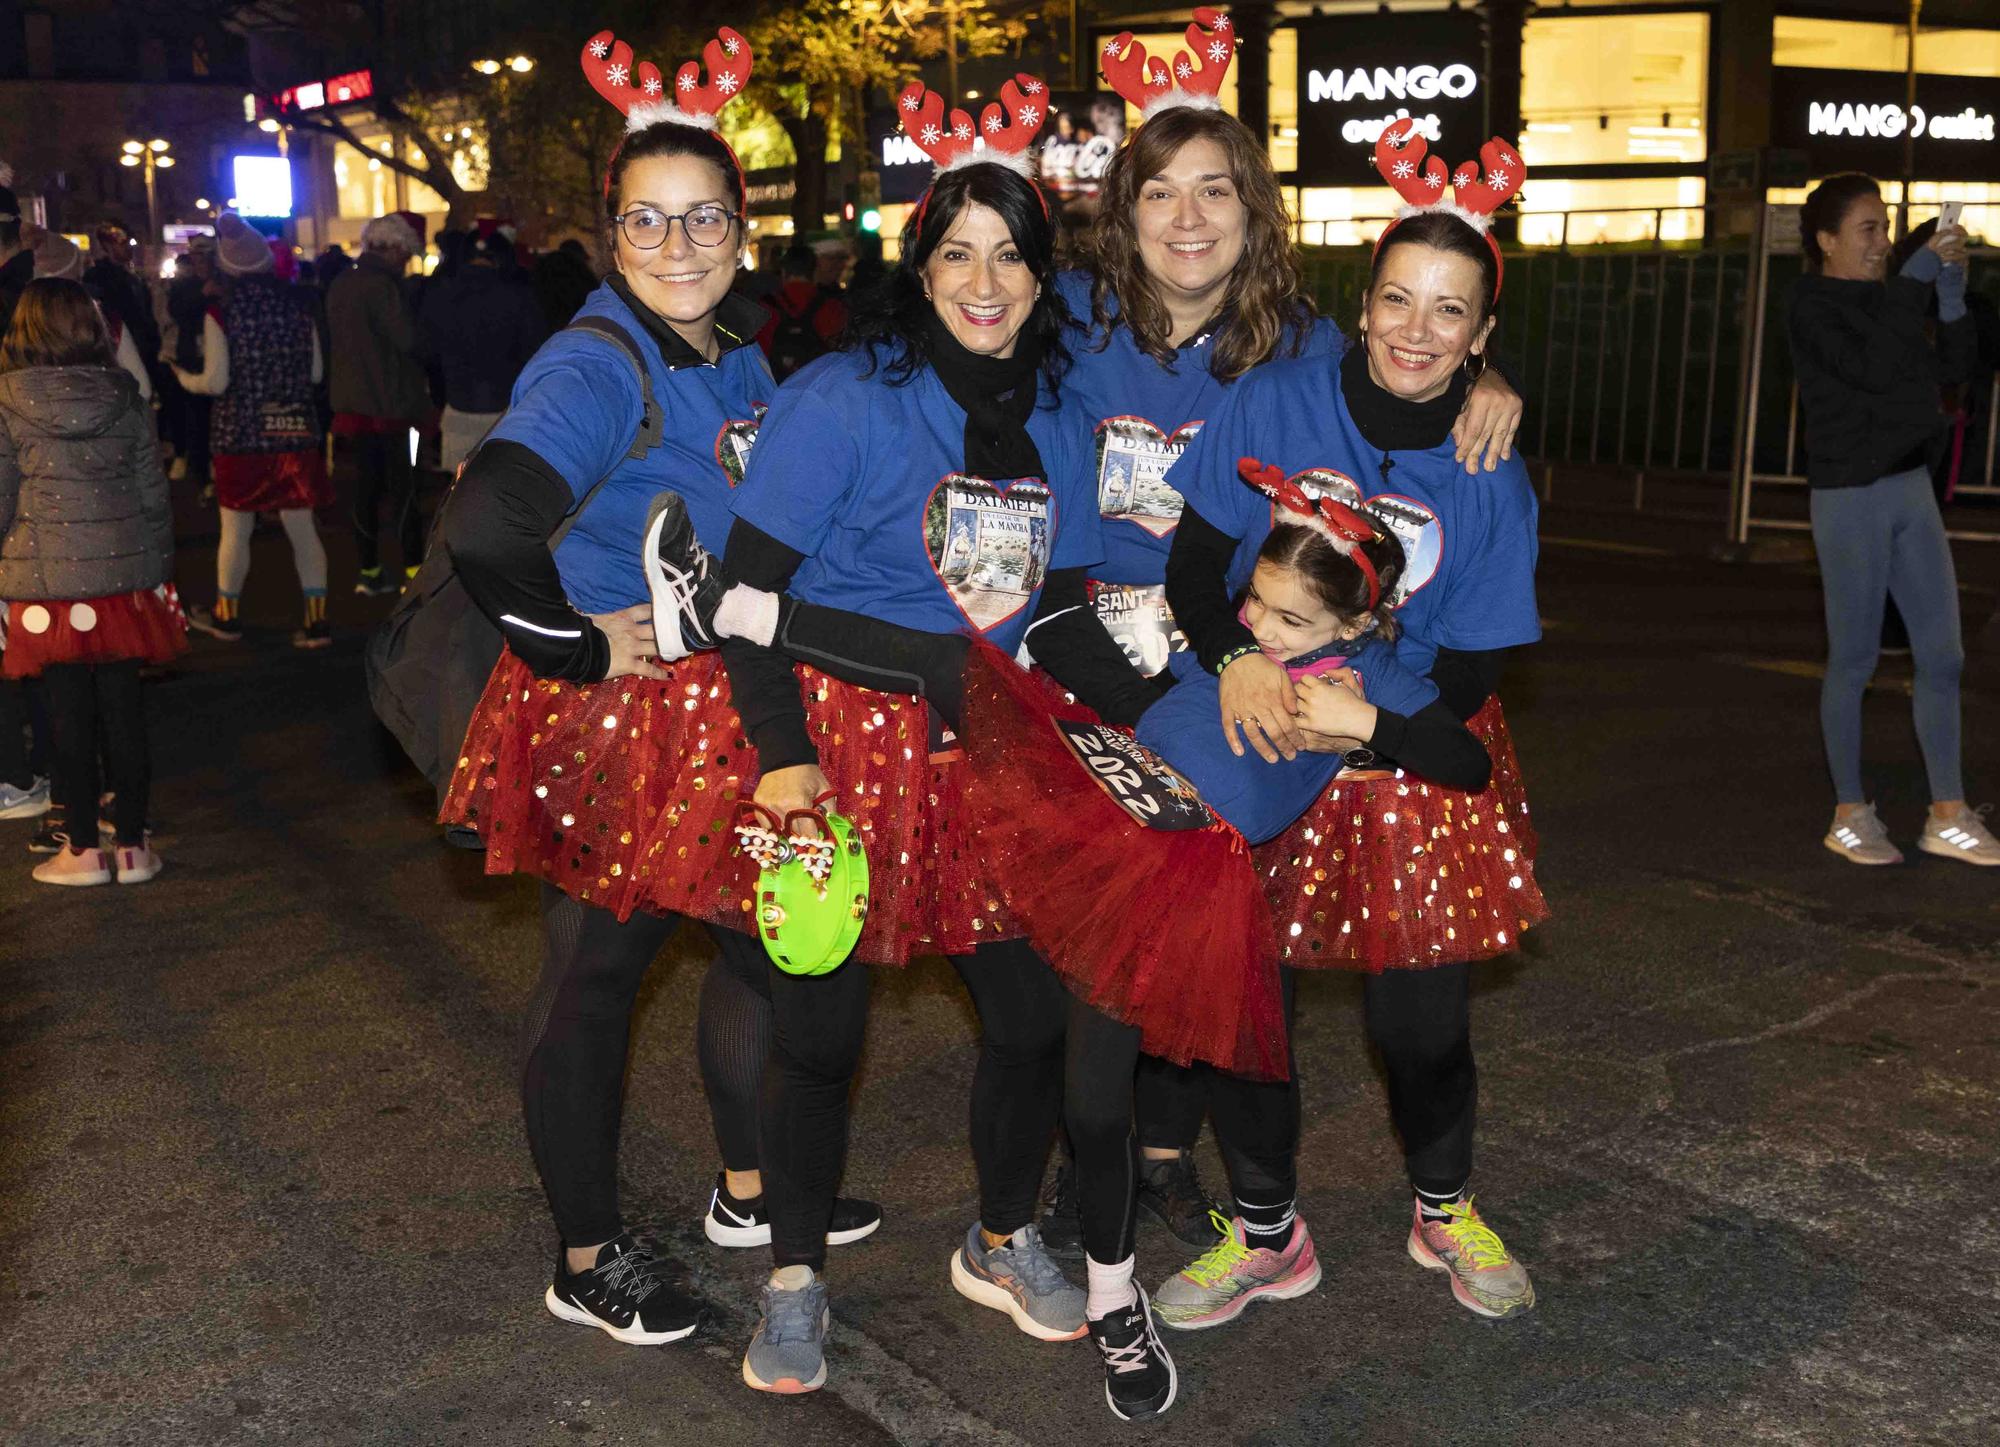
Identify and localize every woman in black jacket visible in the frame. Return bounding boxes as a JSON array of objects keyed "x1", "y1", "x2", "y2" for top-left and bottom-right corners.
[{"x1": 1788, "y1": 174, "x2": 1992, "y2": 867}]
